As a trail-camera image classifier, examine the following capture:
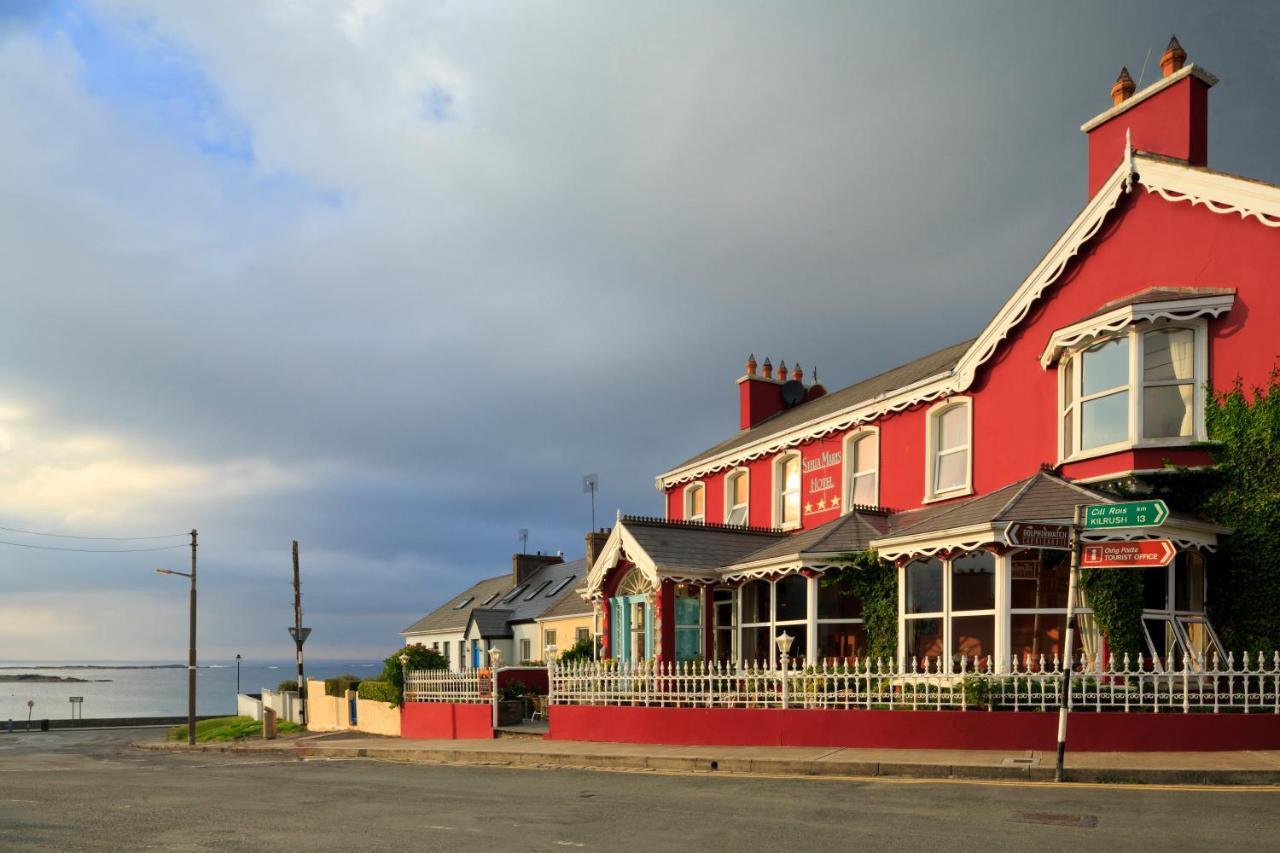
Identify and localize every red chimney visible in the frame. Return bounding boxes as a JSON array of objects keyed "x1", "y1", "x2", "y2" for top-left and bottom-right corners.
[
  {"x1": 1082, "y1": 37, "x2": 1215, "y2": 196},
  {"x1": 738, "y1": 354, "x2": 784, "y2": 430}
]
